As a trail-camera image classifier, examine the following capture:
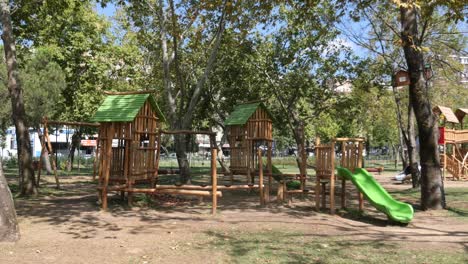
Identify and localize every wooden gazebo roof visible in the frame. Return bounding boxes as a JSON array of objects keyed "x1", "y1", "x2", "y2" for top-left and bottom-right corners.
[
  {"x1": 433, "y1": 106, "x2": 459, "y2": 124},
  {"x1": 224, "y1": 102, "x2": 272, "y2": 126},
  {"x1": 90, "y1": 93, "x2": 166, "y2": 123},
  {"x1": 455, "y1": 108, "x2": 468, "y2": 123}
]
